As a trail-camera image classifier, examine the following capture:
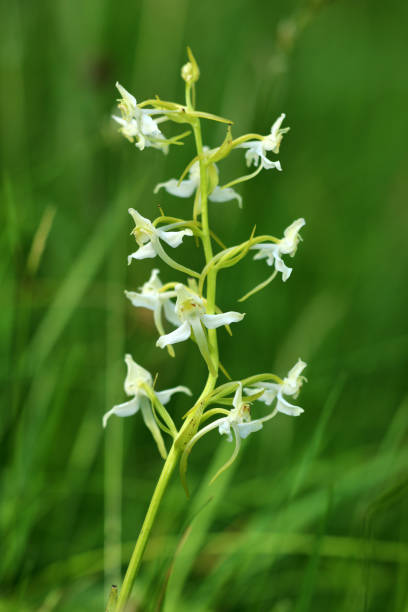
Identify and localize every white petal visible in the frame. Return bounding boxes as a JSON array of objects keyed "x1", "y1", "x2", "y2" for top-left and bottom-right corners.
[
  {"x1": 155, "y1": 178, "x2": 198, "y2": 199},
  {"x1": 102, "y1": 397, "x2": 140, "y2": 428},
  {"x1": 232, "y1": 383, "x2": 243, "y2": 411},
  {"x1": 124, "y1": 354, "x2": 152, "y2": 394},
  {"x1": 155, "y1": 385, "x2": 192, "y2": 405},
  {"x1": 156, "y1": 320, "x2": 191, "y2": 348},
  {"x1": 128, "y1": 208, "x2": 152, "y2": 228},
  {"x1": 274, "y1": 252, "x2": 292, "y2": 281},
  {"x1": 276, "y1": 392, "x2": 304, "y2": 416},
  {"x1": 116, "y1": 82, "x2": 137, "y2": 109},
  {"x1": 128, "y1": 242, "x2": 157, "y2": 264},
  {"x1": 125, "y1": 290, "x2": 158, "y2": 310},
  {"x1": 260, "y1": 154, "x2": 282, "y2": 171},
  {"x1": 140, "y1": 113, "x2": 163, "y2": 137},
  {"x1": 158, "y1": 228, "x2": 193, "y2": 248},
  {"x1": 218, "y1": 418, "x2": 233, "y2": 442},
  {"x1": 209, "y1": 186, "x2": 242, "y2": 208},
  {"x1": 246, "y1": 383, "x2": 279, "y2": 406},
  {"x1": 237, "y1": 420, "x2": 263, "y2": 439},
  {"x1": 286, "y1": 359, "x2": 307, "y2": 382},
  {"x1": 146, "y1": 268, "x2": 162, "y2": 288},
  {"x1": 201, "y1": 311, "x2": 245, "y2": 329},
  {"x1": 251, "y1": 244, "x2": 276, "y2": 266},
  {"x1": 163, "y1": 299, "x2": 181, "y2": 326}
]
